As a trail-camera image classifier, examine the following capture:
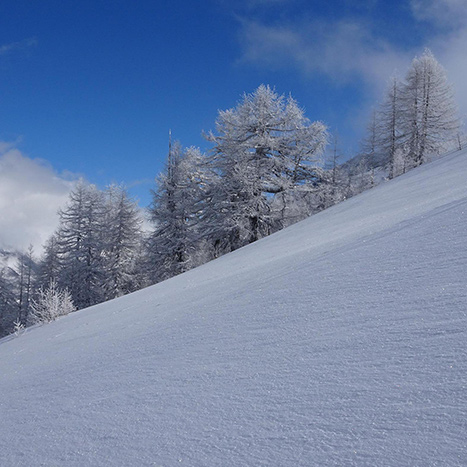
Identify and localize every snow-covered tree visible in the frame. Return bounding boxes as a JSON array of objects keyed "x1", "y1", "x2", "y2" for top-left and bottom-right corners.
[
  {"x1": 36, "y1": 235, "x2": 61, "y2": 290},
  {"x1": 12, "y1": 246, "x2": 36, "y2": 326},
  {"x1": 0, "y1": 268, "x2": 16, "y2": 336},
  {"x1": 101, "y1": 184, "x2": 143, "y2": 299},
  {"x1": 147, "y1": 143, "x2": 211, "y2": 282},
  {"x1": 400, "y1": 49, "x2": 460, "y2": 166},
  {"x1": 322, "y1": 132, "x2": 347, "y2": 207},
  {"x1": 376, "y1": 76, "x2": 403, "y2": 179},
  {"x1": 392, "y1": 144, "x2": 411, "y2": 177},
  {"x1": 360, "y1": 111, "x2": 378, "y2": 187},
  {"x1": 30, "y1": 279, "x2": 75, "y2": 324},
  {"x1": 207, "y1": 85, "x2": 328, "y2": 248},
  {"x1": 56, "y1": 182, "x2": 106, "y2": 309}
]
